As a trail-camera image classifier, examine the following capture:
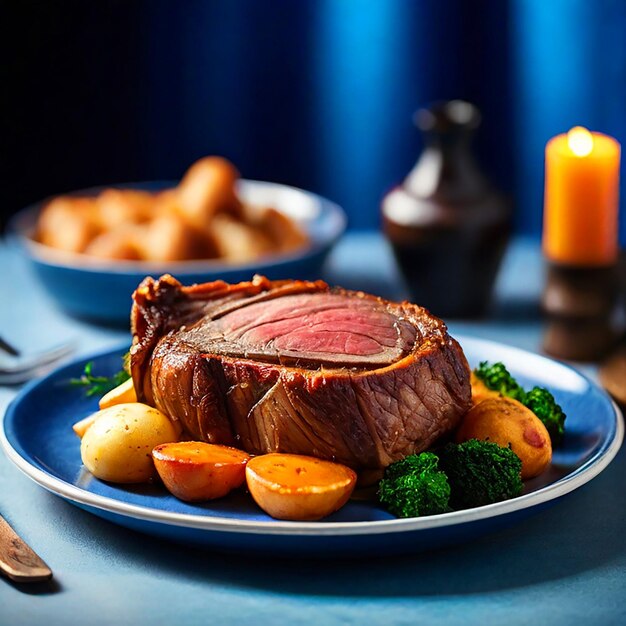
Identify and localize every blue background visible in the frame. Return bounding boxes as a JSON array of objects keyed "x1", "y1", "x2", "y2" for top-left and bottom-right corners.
[{"x1": 2, "y1": 0, "x2": 625, "y2": 241}]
